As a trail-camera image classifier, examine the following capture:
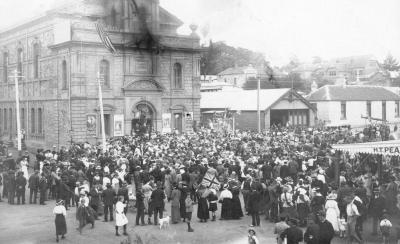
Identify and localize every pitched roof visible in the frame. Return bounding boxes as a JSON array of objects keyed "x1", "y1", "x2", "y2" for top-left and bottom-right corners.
[
  {"x1": 218, "y1": 65, "x2": 257, "y2": 76},
  {"x1": 201, "y1": 88, "x2": 313, "y2": 111},
  {"x1": 159, "y1": 7, "x2": 184, "y2": 26},
  {"x1": 329, "y1": 55, "x2": 375, "y2": 69},
  {"x1": 307, "y1": 85, "x2": 400, "y2": 101}
]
